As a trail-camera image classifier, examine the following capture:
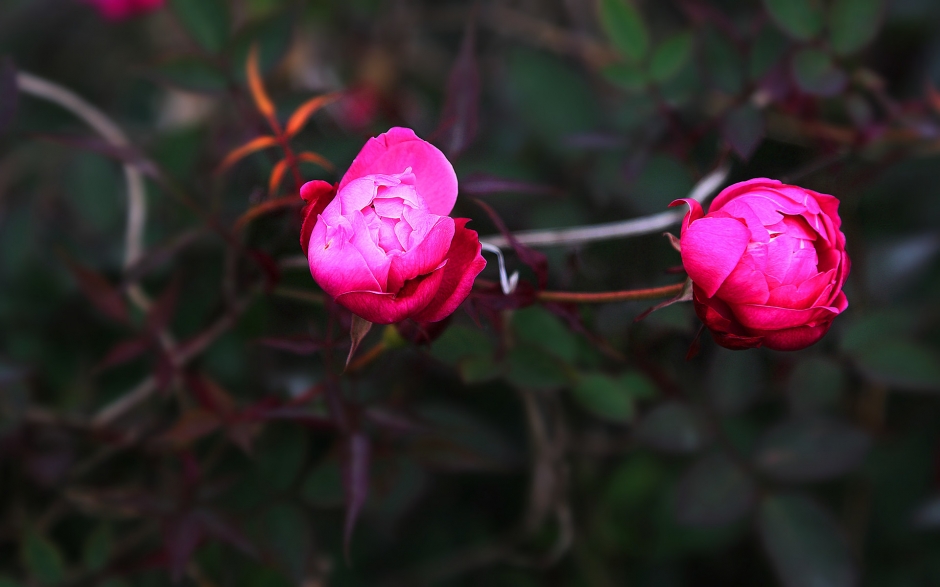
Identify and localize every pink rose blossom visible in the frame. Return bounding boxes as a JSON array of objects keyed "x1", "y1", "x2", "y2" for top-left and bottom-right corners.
[
  {"x1": 86, "y1": 0, "x2": 163, "y2": 20},
  {"x1": 672, "y1": 179, "x2": 850, "y2": 351},
  {"x1": 302, "y1": 127, "x2": 486, "y2": 324}
]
